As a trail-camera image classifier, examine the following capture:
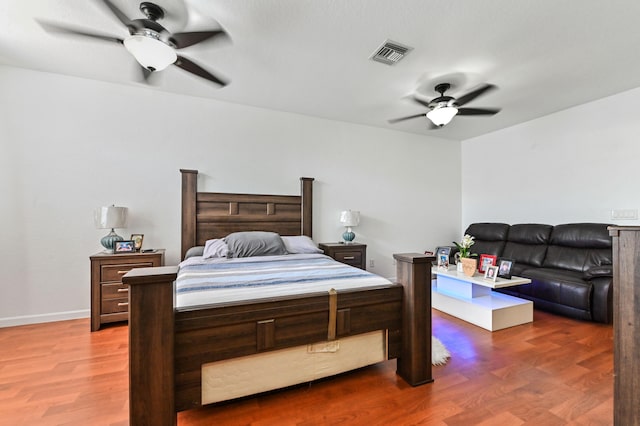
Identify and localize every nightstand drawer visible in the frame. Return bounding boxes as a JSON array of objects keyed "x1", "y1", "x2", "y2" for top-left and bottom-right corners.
[
  {"x1": 102, "y1": 297, "x2": 129, "y2": 314},
  {"x1": 318, "y1": 243, "x2": 366, "y2": 270},
  {"x1": 334, "y1": 251, "x2": 362, "y2": 266},
  {"x1": 101, "y1": 262, "x2": 154, "y2": 282},
  {"x1": 102, "y1": 282, "x2": 129, "y2": 300}
]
